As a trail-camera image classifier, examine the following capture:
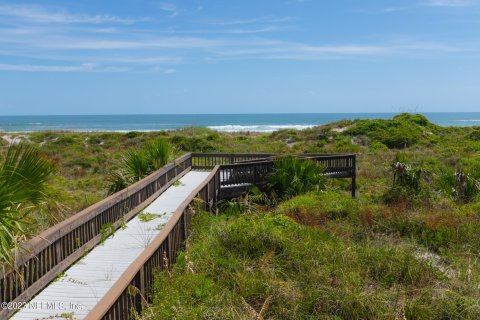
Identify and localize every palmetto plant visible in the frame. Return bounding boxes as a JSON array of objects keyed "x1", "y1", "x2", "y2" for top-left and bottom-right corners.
[
  {"x1": 438, "y1": 168, "x2": 480, "y2": 202},
  {"x1": 145, "y1": 140, "x2": 171, "y2": 171},
  {"x1": 268, "y1": 156, "x2": 326, "y2": 199},
  {"x1": 0, "y1": 144, "x2": 55, "y2": 266},
  {"x1": 392, "y1": 161, "x2": 424, "y2": 192},
  {"x1": 108, "y1": 139, "x2": 171, "y2": 194}
]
